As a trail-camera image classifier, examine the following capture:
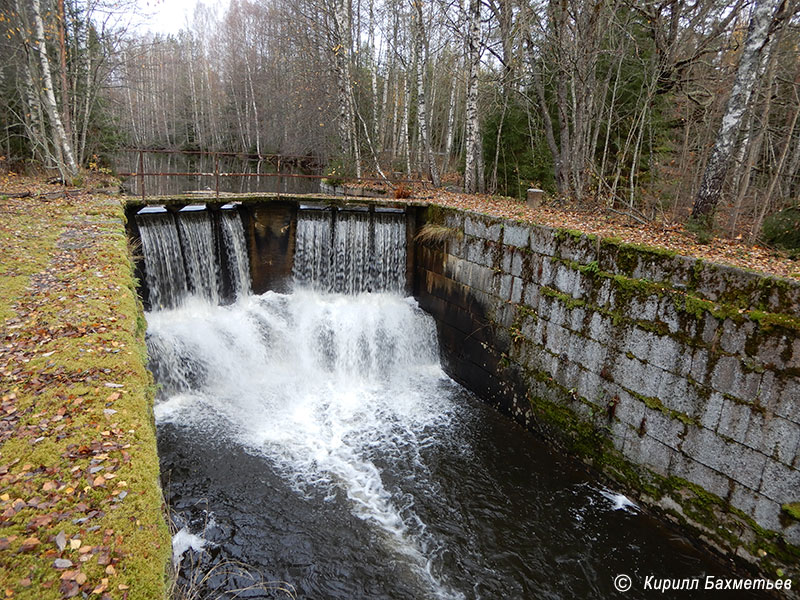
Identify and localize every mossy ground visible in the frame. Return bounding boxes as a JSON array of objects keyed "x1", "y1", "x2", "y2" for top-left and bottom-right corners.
[{"x1": 0, "y1": 177, "x2": 170, "y2": 599}]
